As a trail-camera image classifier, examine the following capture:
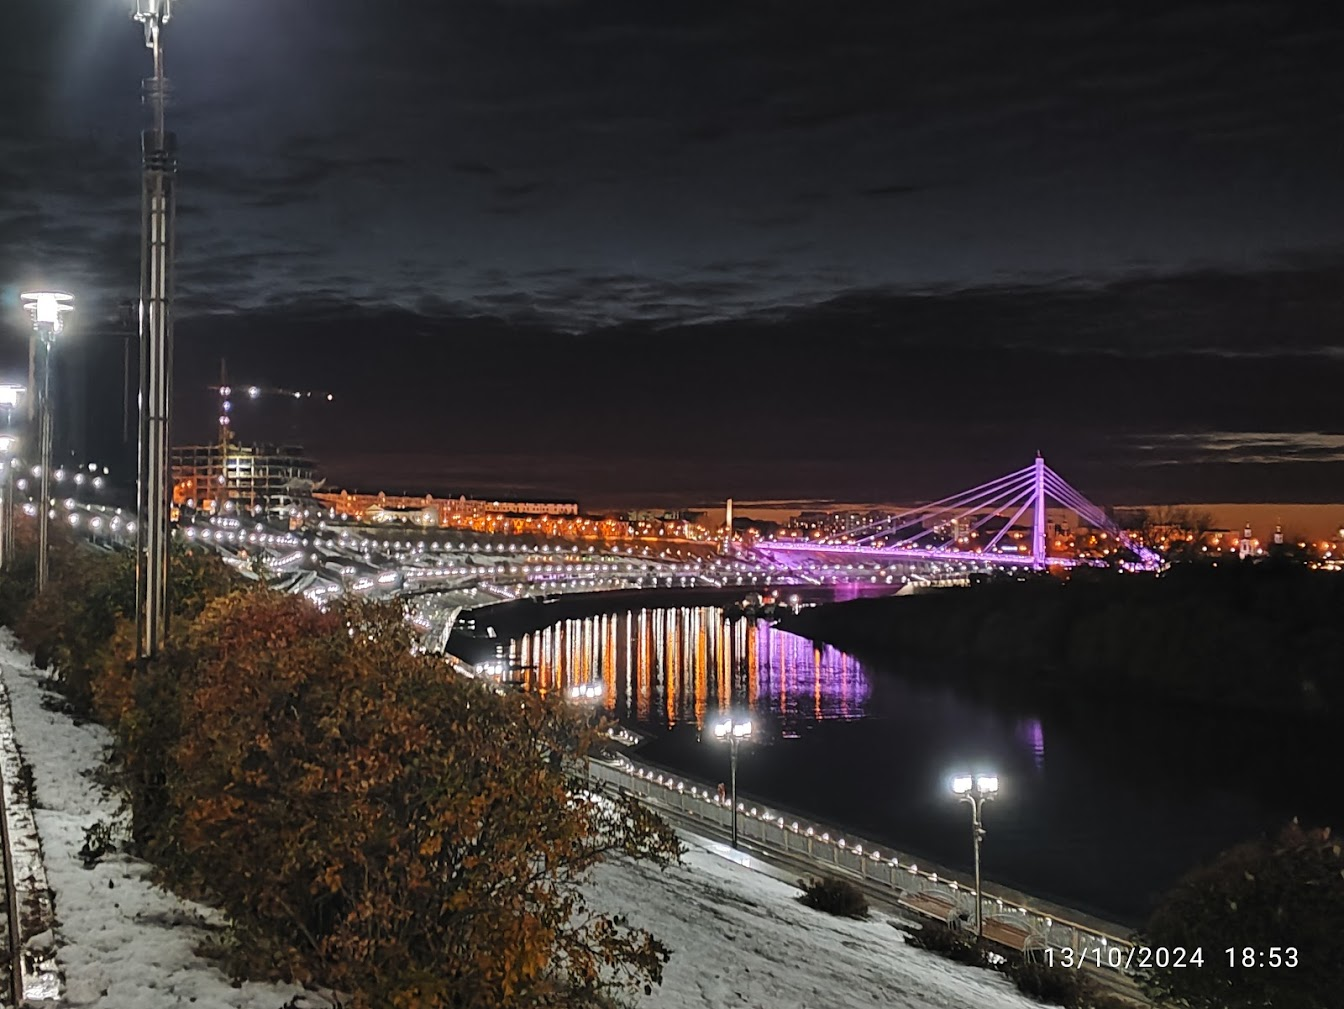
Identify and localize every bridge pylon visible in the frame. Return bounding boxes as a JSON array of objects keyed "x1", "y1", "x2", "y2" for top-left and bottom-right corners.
[
  {"x1": 758, "y1": 455, "x2": 1164, "y2": 571},
  {"x1": 1032, "y1": 453, "x2": 1047, "y2": 570}
]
